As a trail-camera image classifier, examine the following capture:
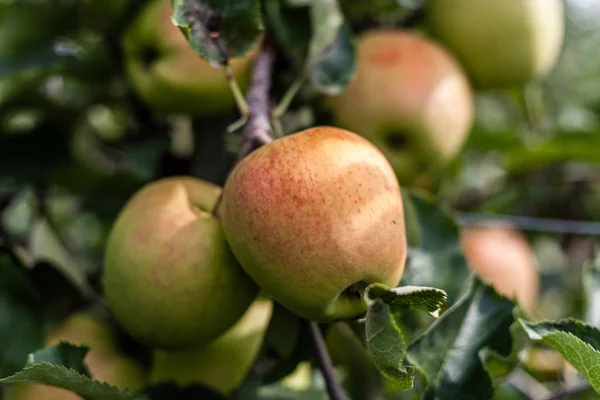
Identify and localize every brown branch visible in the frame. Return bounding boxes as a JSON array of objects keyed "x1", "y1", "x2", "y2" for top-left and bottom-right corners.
[
  {"x1": 236, "y1": 44, "x2": 276, "y2": 161},
  {"x1": 212, "y1": 44, "x2": 276, "y2": 216},
  {"x1": 307, "y1": 321, "x2": 350, "y2": 400}
]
